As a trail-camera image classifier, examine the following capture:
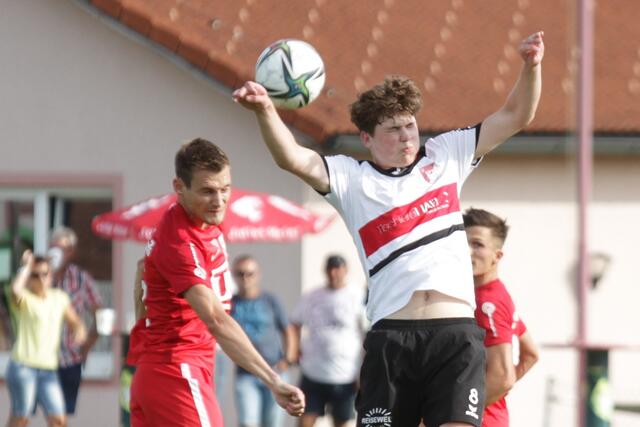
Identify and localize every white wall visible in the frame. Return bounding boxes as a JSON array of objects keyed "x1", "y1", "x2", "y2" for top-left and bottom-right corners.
[
  {"x1": 2, "y1": 1, "x2": 639, "y2": 426},
  {"x1": 0, "y1": 1, "x2": 307, "y2": 425},
  {"x1": 462, "y1": 154, "x2": 640, "y2": 427},
  {"x1": 303, "y1": 153, "x2": 640, "y2": 427}
]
